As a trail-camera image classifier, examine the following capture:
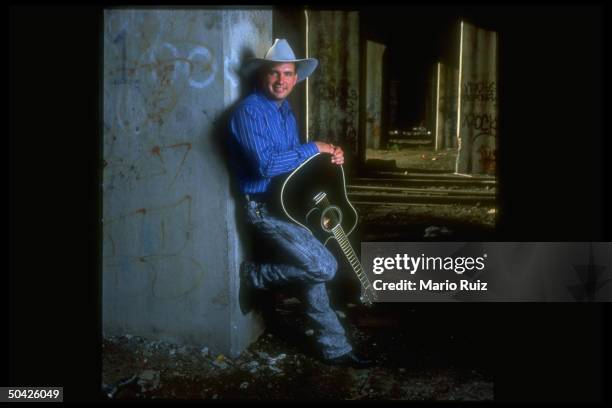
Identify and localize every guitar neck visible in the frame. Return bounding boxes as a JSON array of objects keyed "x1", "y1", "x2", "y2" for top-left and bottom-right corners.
[{"x1": 331, "y1": 225, "x2": 372, "y2": 291}]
